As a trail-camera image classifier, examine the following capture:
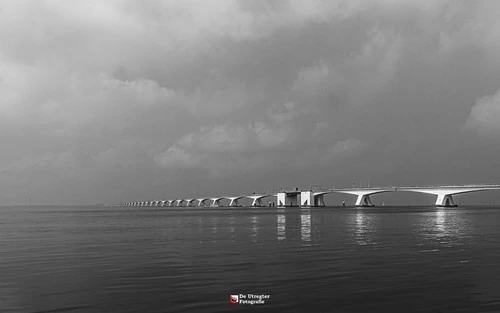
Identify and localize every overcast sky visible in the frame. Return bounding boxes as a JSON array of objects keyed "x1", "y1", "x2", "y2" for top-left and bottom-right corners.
[{"x1": 1, "y1": 0, "x2": 500, "y2": 205}]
